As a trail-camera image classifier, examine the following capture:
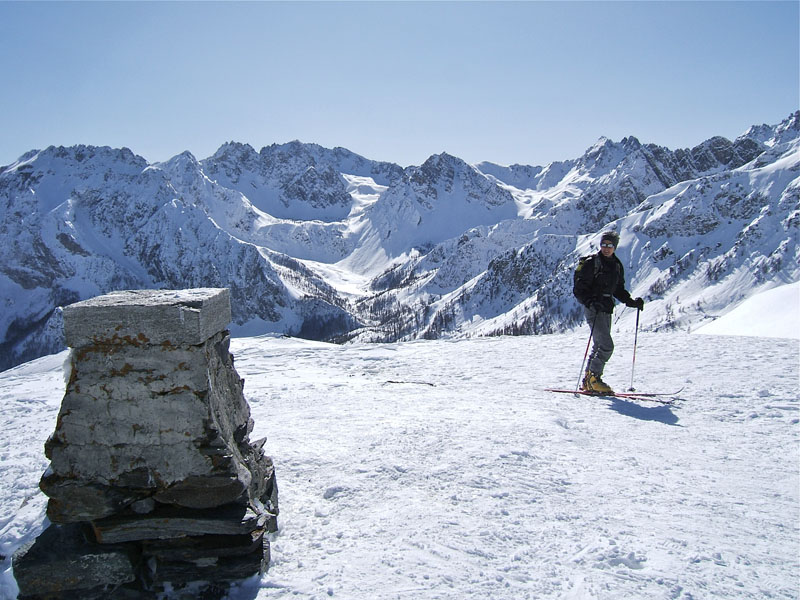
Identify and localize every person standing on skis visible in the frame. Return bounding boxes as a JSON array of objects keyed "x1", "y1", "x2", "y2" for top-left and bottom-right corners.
[{"x1": 573, "y1": 231, "x2": 644, "y2": 394}]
